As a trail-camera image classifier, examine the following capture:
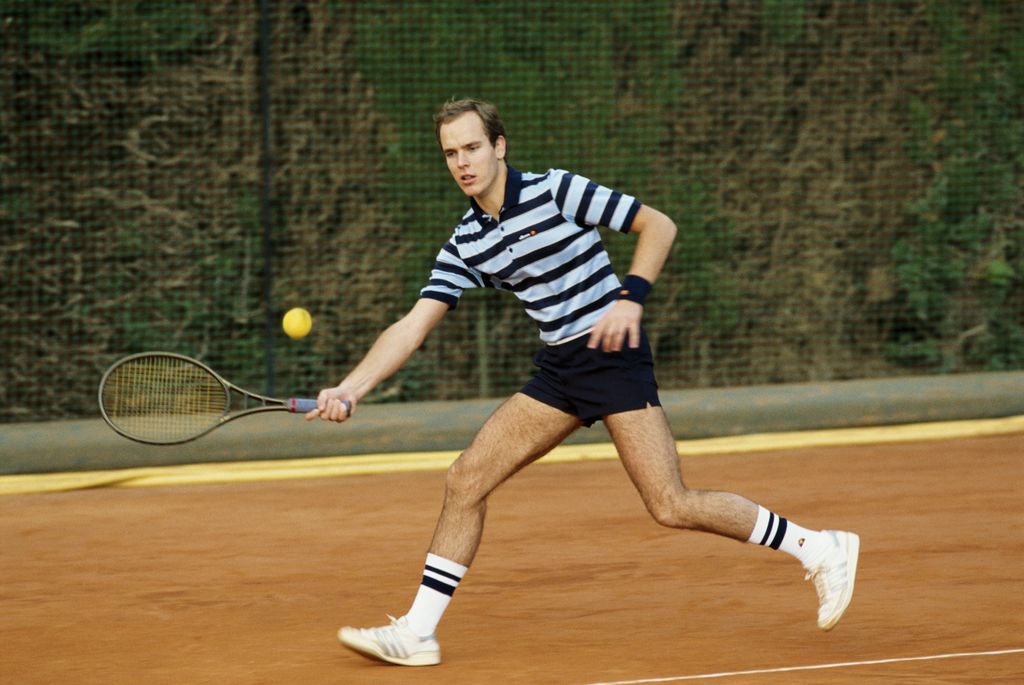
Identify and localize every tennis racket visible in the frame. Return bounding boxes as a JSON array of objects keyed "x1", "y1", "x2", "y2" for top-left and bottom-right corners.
[{"x1": 98, "y1": 351, "x2": 346, "y2": 445}]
